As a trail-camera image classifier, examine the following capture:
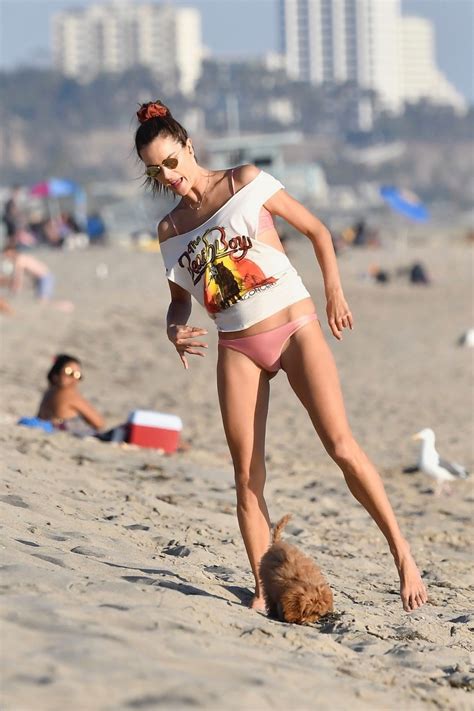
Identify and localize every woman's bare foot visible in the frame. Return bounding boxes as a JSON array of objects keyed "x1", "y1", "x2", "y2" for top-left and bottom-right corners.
[
  {"x1": 250, "y1": 594, "x2": 266, "y2": 612},
  {"x1": 394, "y1": 546, "x2": 428, "y2": 612}
]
